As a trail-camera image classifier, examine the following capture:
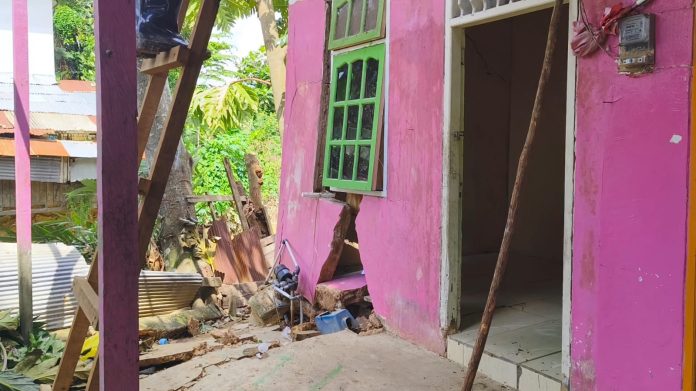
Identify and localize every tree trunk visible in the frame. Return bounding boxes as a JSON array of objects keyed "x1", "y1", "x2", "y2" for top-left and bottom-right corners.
[
  {"x1": 137, "y1": 66, "x2": 195, "y2": 270},
  {"x1": 256, "y1": 0, "x2": 286, "y2": 138}
]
